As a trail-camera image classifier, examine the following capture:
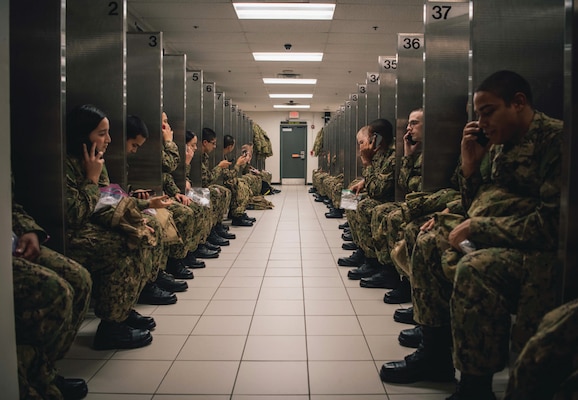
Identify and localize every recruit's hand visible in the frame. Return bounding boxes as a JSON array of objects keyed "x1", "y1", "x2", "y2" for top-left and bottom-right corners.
[
  {"x1": 185, "y1": 145, "x2": 194, "y2": 165},
  {"x1": 236, "y1": 154, "x2": 248, "y2": 166},
  {"x1": 448, "y1": 219, "x2": 471, "y2": 250},
  {"x1": 218, "y1": 159, "x2": 232, "y2": 169},
  {"x1": 148, "y1": 195, "x2": 172, "y2": 209},
  {"x1": 403, "y1": 132, "x2": 420, "y2": 156},
  {"x1": 175, "y1": 193, "x2": 192, "y2": 206},
  {"x1": 349, "y1": 179, "x2": 365, "y2": 195},
  {"x1": 14, "y1": 232, "x2": 41, "y2": 261},
  {"x1": 461, "y1": 121, "x2": 489, "y2": 178},
  {"x1": 162, "y1": 122, "x2": 173, "y2": 142},
  {"x1": 83, "y1": 142, "x2": 105, "y2": 185}
]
